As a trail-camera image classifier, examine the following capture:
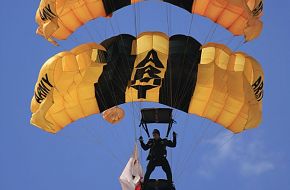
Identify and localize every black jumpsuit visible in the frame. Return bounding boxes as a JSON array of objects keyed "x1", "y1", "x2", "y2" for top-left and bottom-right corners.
[{"x1": 140, "y1": 136, "x2": 176, "y2": 184}]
